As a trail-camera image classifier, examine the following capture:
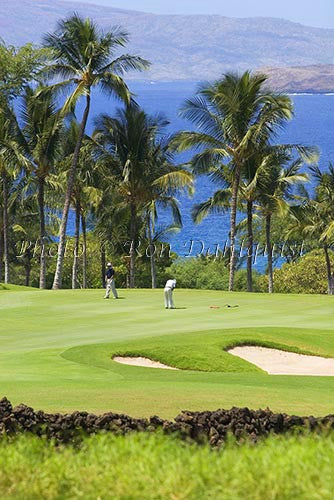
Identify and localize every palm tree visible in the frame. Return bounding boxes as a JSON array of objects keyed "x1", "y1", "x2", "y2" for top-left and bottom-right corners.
[
  {"x1": 239, "y1": 157, "x2": 259, "y2": 292},
  {"x1": 288, "y1": 164, "x2": 334, "y2": 295},
  {"x1": 191, "y1": 166, "x2": 232, "y2": 275},
  {"x1": 92, "y1": 181, "x2": 131, "y2": 288},
  {"x1": 61, "y1": 120, "x2": 102, "y2": 289},
  {"x1": 141, "y1": 132, "x2": 193, "y2": 288},
  {"x1": 94, "y1": 106, "x2": 159, "y2": 288},
  {"x1": 19, "y1": 85, "x2": 64, "y2": 288},
  {"x1": 11, "y1": 194, "x2": 40, "y2": 287},
  {"x1": 43, "y1": 14, "x2": 149, "y2": 289},
  {"x1": 241, "y1": 138, "x2": 317, "y2": 292},
  {"x1": 173, "y1": 71, "x2": 294, "y2": 290},
  {"x1": 0, "y1": 105, "x2": 27, "y2": 284},
  {"x1": 144, "y1": 166, "x2": 193, "y2": 288},
  {"x1": 255, "y1": 153, "x2": 307, "y2": 293},
  {"x1": 94, "y1": 104, "x2": 193, "y2": 287},
  {"x1": 0, "y1": 167, "x2": 10, "y2": 283},
  {"x1": 240, "y1": 151, "x2": 288, "y2": 292},
  {"x1": 191, "y1": 157, "x2": 260, "y2": 292},
  {"x1": 0, "y1": 212, "x2": 3, "y2": 282}
]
